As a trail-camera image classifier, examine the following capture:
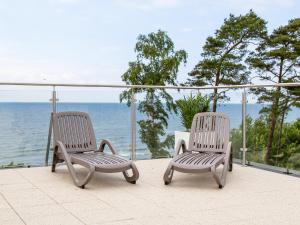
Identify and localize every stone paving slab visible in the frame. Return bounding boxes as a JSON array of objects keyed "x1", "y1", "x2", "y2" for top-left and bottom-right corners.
[{"x1": 0, "y1": 159, "x2": 300, "y2": 225}]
